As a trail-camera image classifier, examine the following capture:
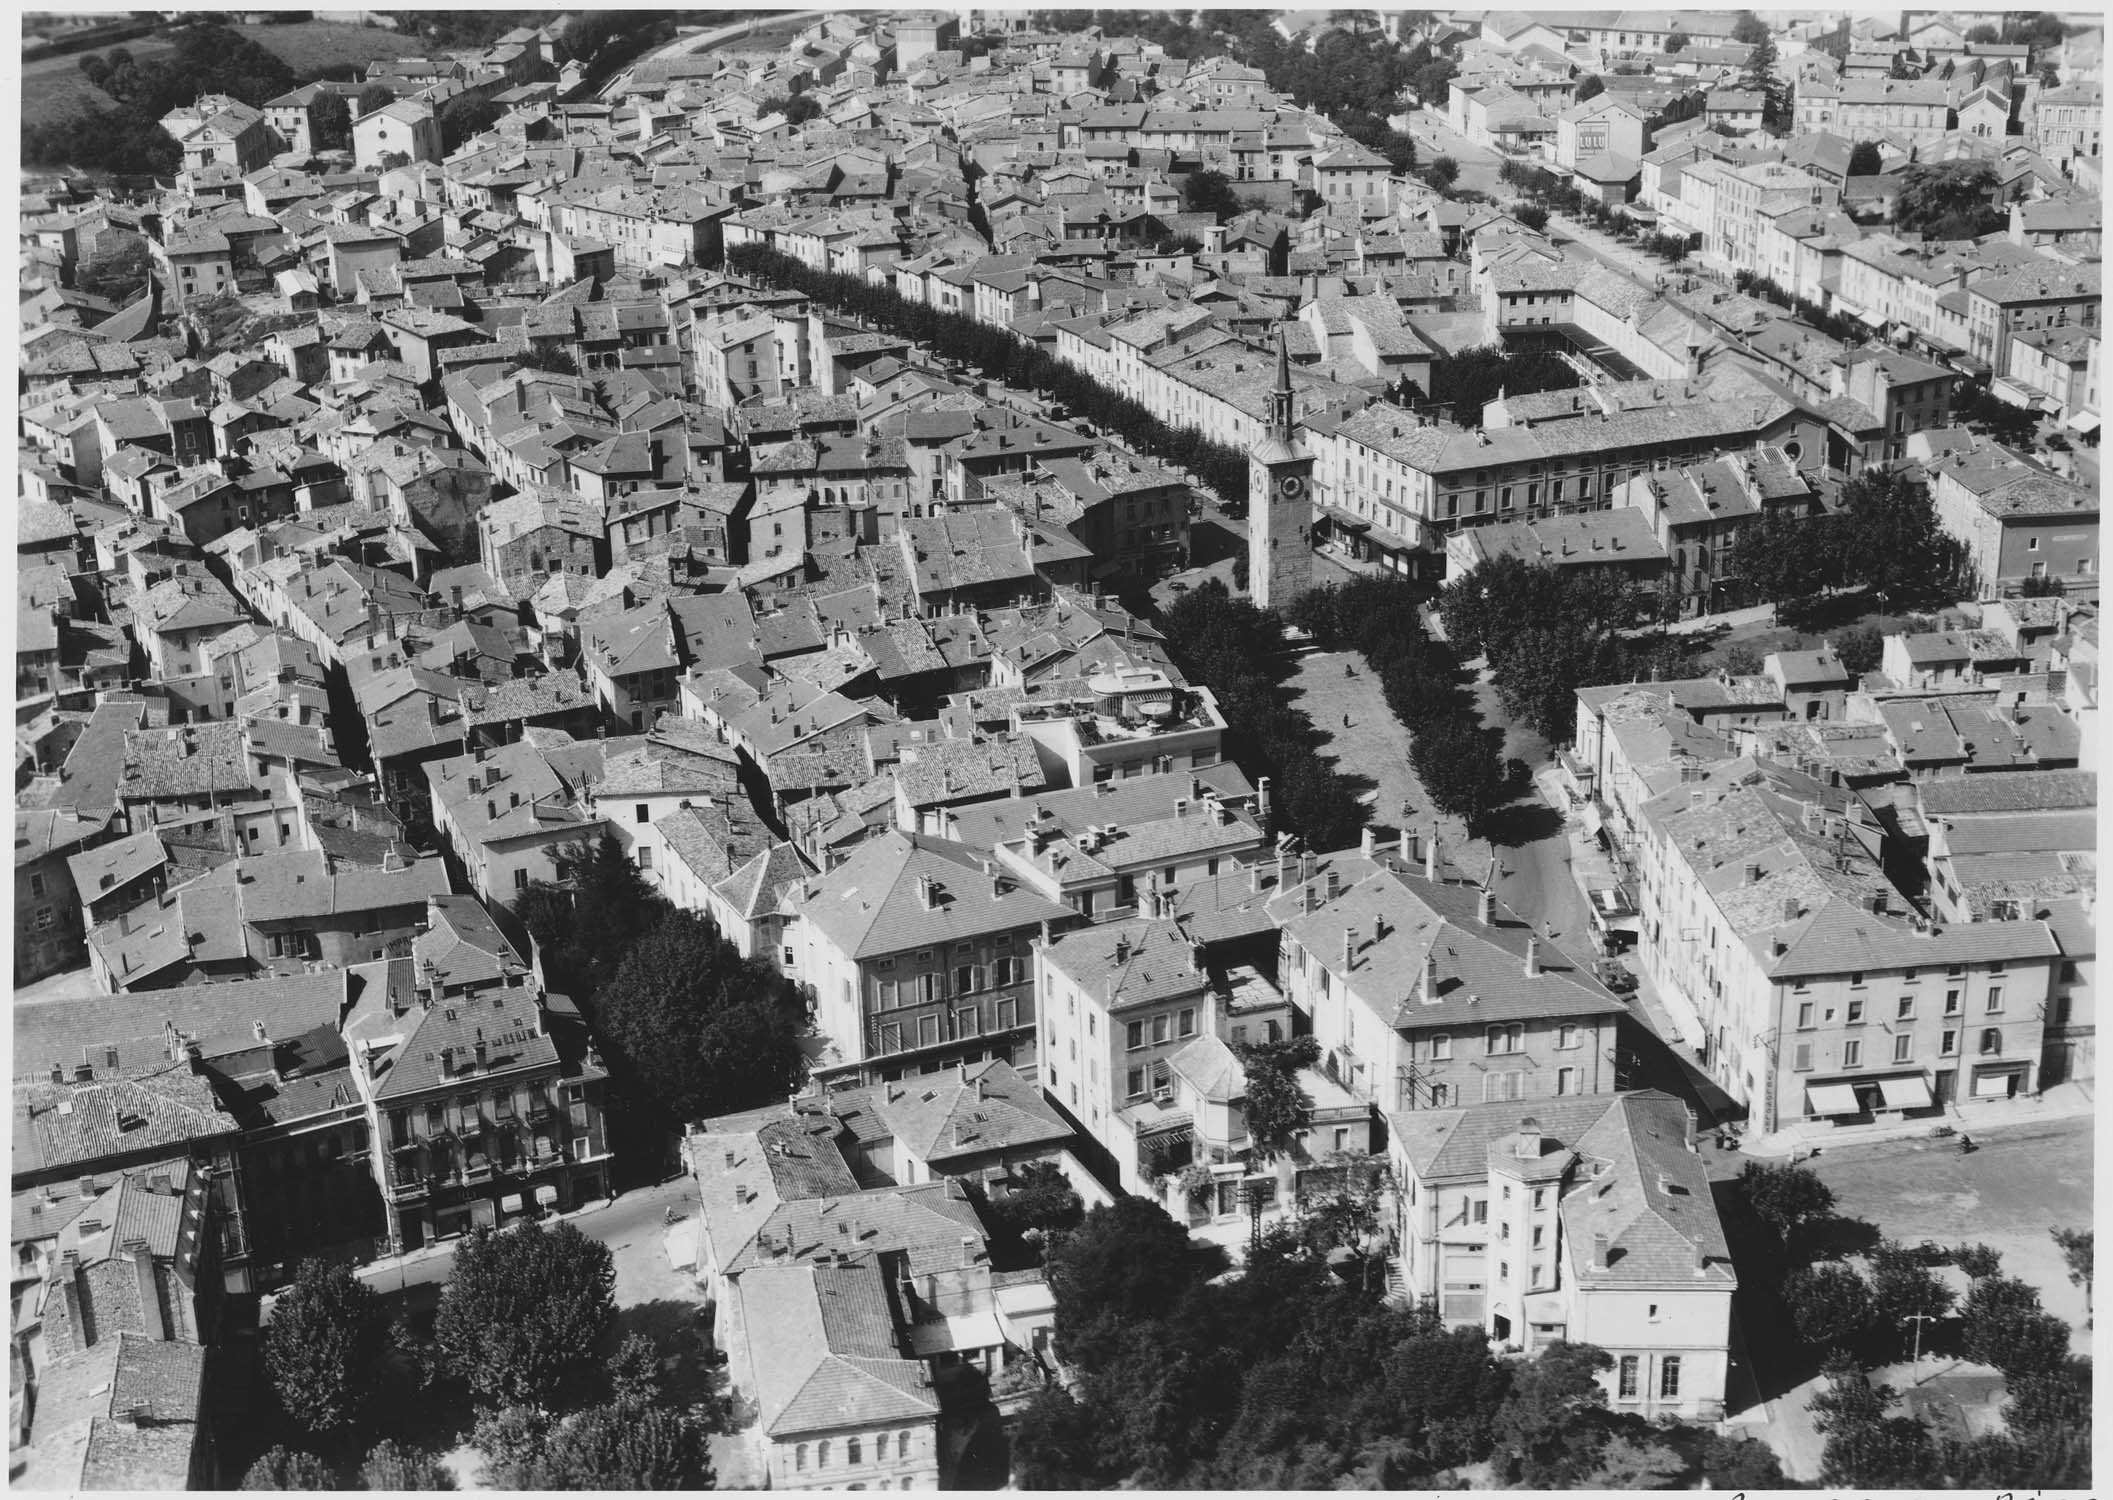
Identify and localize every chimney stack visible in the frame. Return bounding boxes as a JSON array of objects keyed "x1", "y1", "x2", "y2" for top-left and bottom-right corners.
[
  {"x1": 1423, "y1": 951, "x2": 1439, "y2": 998},
  {"x1": 1477, "y1": 887, "x2": 1496, "y2": 927},
  {"x1": 1256, "y1": 775, "x2": 1271, "y2": 822},
  {"x1": 1425, "y1": 835, "x2": 1438, "y2": 883},
  {"x1": 1525, "y1": 936, "x2": 1541, "y2": 977},
  {"x1": 1342, "y1": 925, "x2": 1356, "y2": 972},
  {"x1": 1360, "y1": 827, "x2": 1375, "y2": 859},
  {"x1": 1516, "y1": 1115, "x2": 1541, "y2": 1159},
  {"x1": 1591, "y1": 1233, "x2": 1609, "y2": 1272}
]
